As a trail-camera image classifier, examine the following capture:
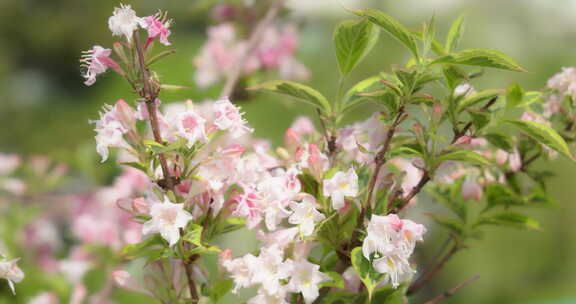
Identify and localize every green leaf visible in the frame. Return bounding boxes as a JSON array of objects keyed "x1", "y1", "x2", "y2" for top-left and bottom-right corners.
[
  {"x1": 334, "y1": 19, "x2": 380, "y2": 76},
  {"x1": 484, "y1": 133, "x2": 513, "y2": 152},
  {"x1": 350, "y1": 8, "x2": 419, "y2": 58},
  {"x1": 438, "y1": 149, "x2": 492, "y2": 166},
  {"x1": 467, "y1": 110, "x2": 491, "y2": 130},
  {"x1": 445, "y1": 14, "x2": 466, "y2": 52},
  {"x1": 250, "y1": 80, "x2": 331, "y2": 112},
  {"x1": 182, "y1": 224, "x2": 203, "y2": 247},
  {"x1": 428, "y1": 214, "x2": 465, "y2": 235},
  {"x1": 505, "y1": 120, "x2": 573, "y2": 159},
  {"x1": 119, "y1": 235, "x2": 164, "y2": 259},
  {"x1": 343, "y1": 76, "x2": 383, "y2": 112},
  {"x1": 146, "y1": 49, "x2": 176, "y2": 67},
  {"x1": 457, "y1": 89, "x2": 502, "y2": 112},
  {"x1": 432, "y1": 49, "x2": 526, "y2": 72},
  {"x1": 484, "y1": 183, "x2": 524, "y2": 211},
  {"x1": 209, "y1": 279, "x2": 233, "y2": 302},
  {"x1": 476, "y1": 213, "x2": 541, "y2": 230},
  {"x1": 371, "y1": 285, "x2": 406, "y2": 304},
  {"x1": 516, "y1": 91, "x2": 544, "y2": 108},
  {"x1": 119, "y1": 162, "x2": 148, "y2": 173},
  {"x1": 320, "y1": 271, "x2": 346, "y2": 289},
  {"x1": 443, "y1": 65, "x2": 468, "y2": 90},
  {"x1": 351, "y1": 247, "x2": 384, "y2": 301},
  {"x1": 143, "y1": 139, "x2": 164, "y2": 148},
  {"x1": 506, "y1": 83, "x2": 525, "y2": 108}
]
